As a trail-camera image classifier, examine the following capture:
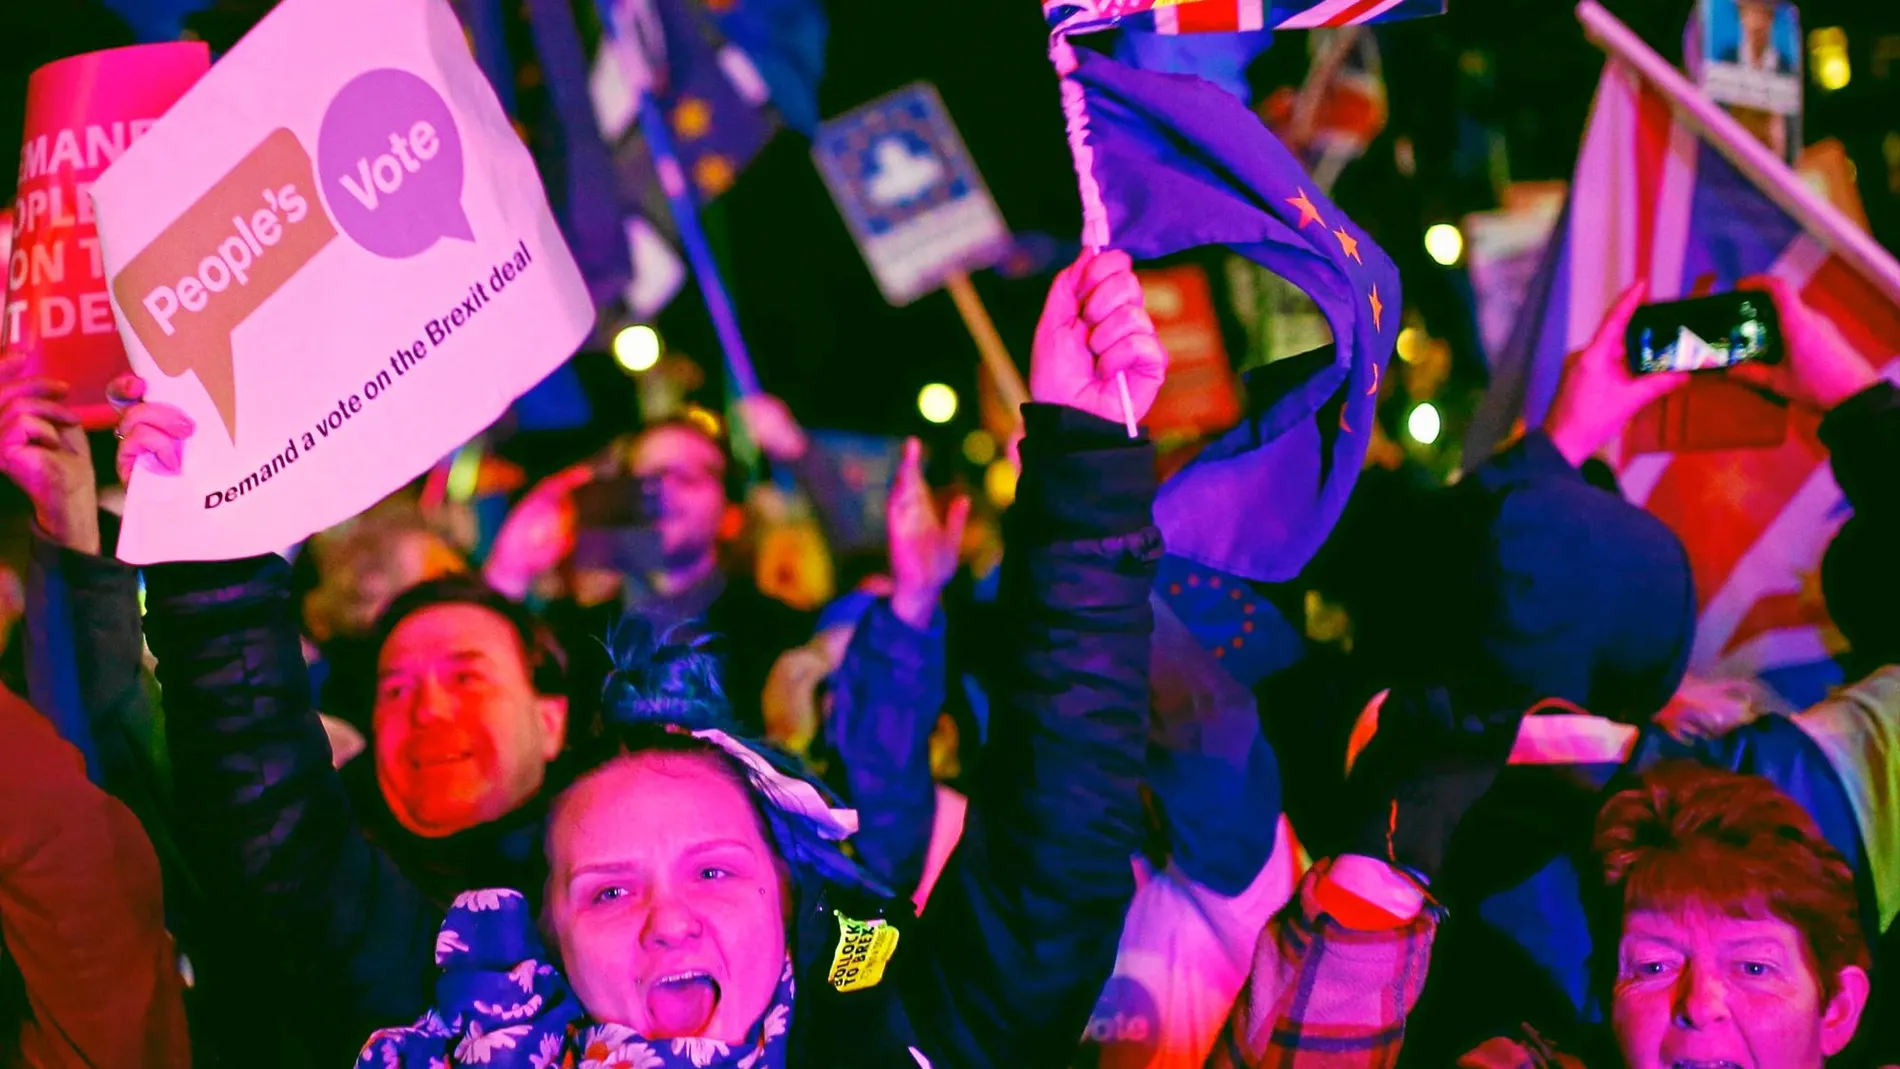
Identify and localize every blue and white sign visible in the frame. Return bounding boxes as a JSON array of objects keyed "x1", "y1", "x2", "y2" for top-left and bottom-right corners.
[{"x1": 812, "y1": 83, "x2": 1011, "y2": 306}]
